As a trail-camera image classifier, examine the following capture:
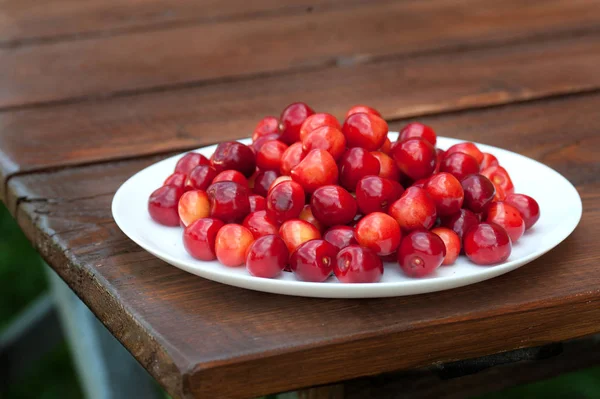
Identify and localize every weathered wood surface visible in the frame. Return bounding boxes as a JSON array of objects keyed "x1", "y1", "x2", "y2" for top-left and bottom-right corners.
[{"x1": 7, "y1": 93, "x2": 600, "y2": 398}]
